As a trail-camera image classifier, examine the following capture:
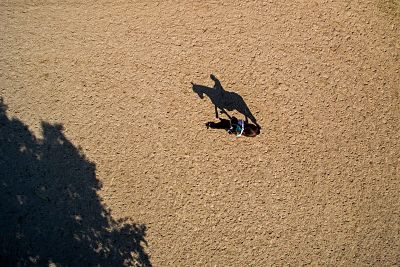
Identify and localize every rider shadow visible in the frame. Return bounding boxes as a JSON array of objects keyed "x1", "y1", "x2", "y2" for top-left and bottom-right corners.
[{"x1": 191, "y1": 74, "x2": 261, "y2": 128}]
